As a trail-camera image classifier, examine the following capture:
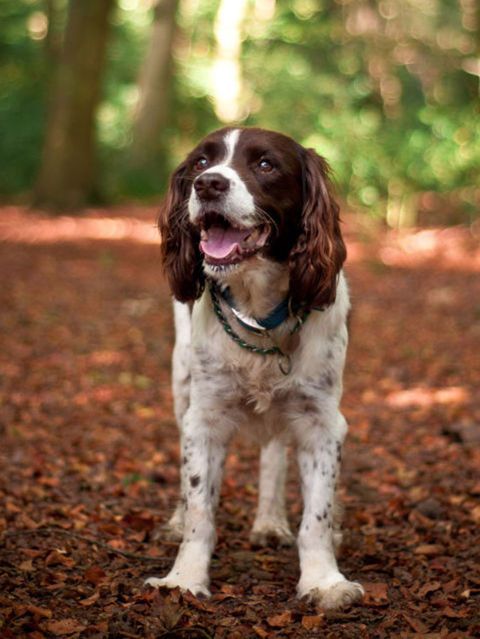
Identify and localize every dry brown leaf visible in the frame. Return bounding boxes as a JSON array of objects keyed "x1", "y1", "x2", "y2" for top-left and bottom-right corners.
[
  {"x1": 107, "y1": 538, "x2": 127, "y2": 550},
  {"x1": 26, "y1": 604, "x2": 52, "y2": 619},
  {"x1": 79, "y1": 591, "x2": 100, "y2": 606},
  {"x1": 45, "y1": 549, "x2": 75, "y2": 568},
  {"x1": 44, "y1": 618, "x2": 87, "y2": 636},
  {"x1": 84, "y1": 565, "x2": 106, "y2": 585},
  {"x1": 19, "y1": 559, "x2": 34, "y2": 572},
  {"x1": 301, "y1": 614, "x2": 324, "y2": 629},
  {"x1": 442, "y1": 606, "x2": 469, "y2": 618},
  {"x1": 471, "y1": 505, "x2": 480, "y2": 523},
  {"x1": 363, "y1": 582, "x2": 389, "y2": 606},
  {"x1": 402, "y1": 614, "x2": 428, "y2": 633},
  {"x1": 417, "y1": 580, "x2": 442, "y2": 598},
  {"x1": 267, "y1": 610, "x2": 293, "y2": 627},
  {"x1": 414, "y1": 544, "x2": 445, "y2": 556},
  {"x1": 122, "y1": 511, "x2": 155, "y2": 532}
]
